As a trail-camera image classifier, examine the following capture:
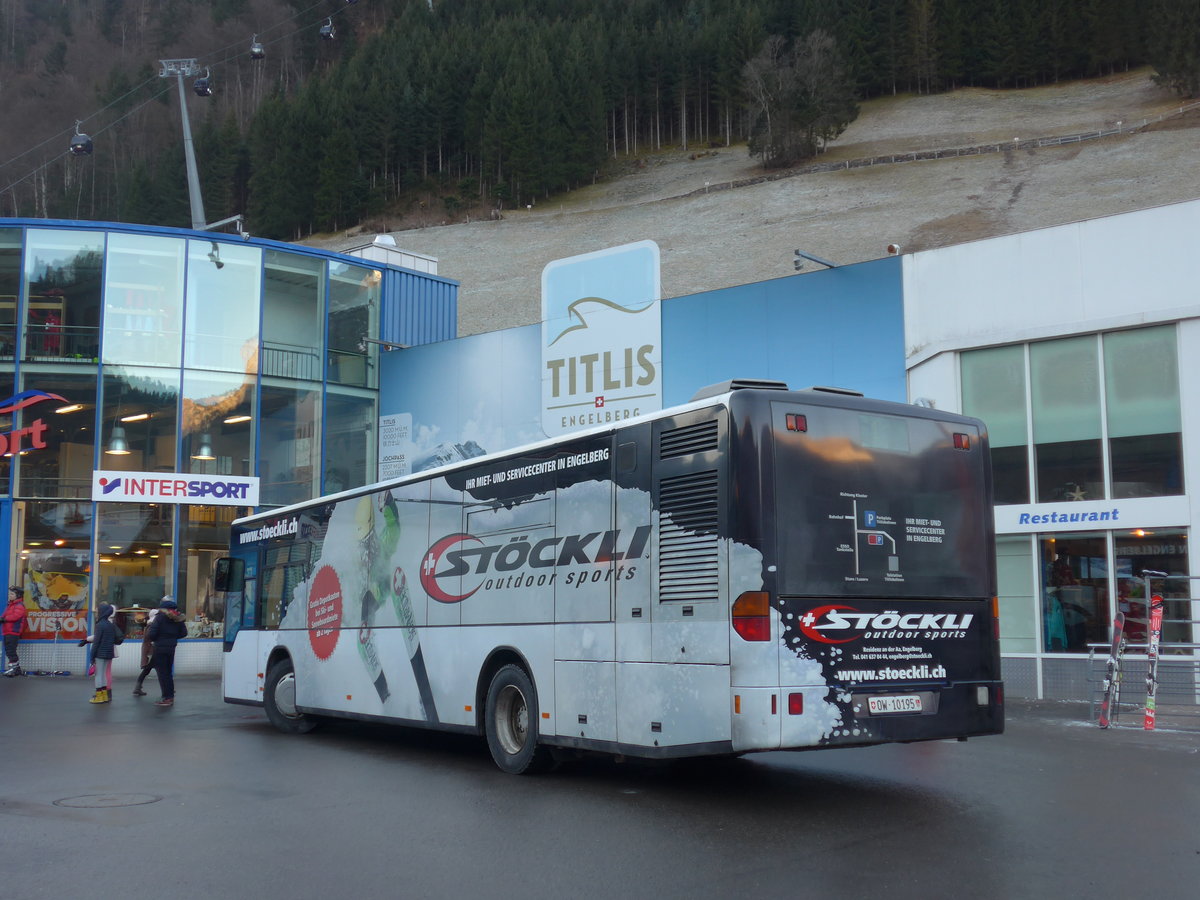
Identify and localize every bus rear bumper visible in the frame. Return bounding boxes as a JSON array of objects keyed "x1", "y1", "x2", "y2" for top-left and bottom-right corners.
[{"x1": 733, "y1": 682, "x2": 1004, "y2": 752}]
